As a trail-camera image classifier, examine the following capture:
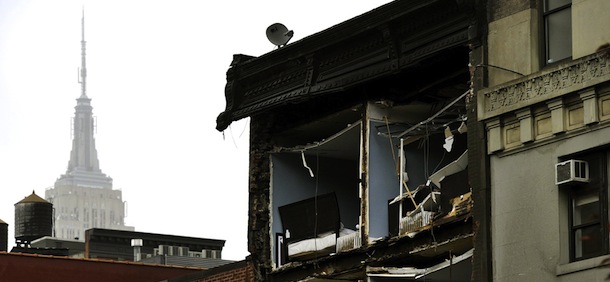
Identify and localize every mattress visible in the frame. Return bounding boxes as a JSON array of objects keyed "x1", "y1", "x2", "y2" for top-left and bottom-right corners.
[{"x1": 288, "y1": 228, "x2": 356, "y2": 257}]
